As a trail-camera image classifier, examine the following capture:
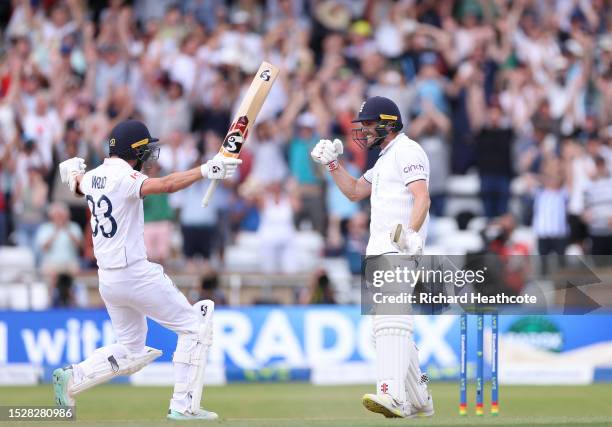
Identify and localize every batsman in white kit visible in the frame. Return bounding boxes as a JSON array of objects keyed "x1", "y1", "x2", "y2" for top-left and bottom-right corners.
[
  {"x1": 311, "y1": 96, "x2": 434, "y2": 418},
  {"x1": 53, "y1": 120, "x2": 241, "y2": 420}
]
